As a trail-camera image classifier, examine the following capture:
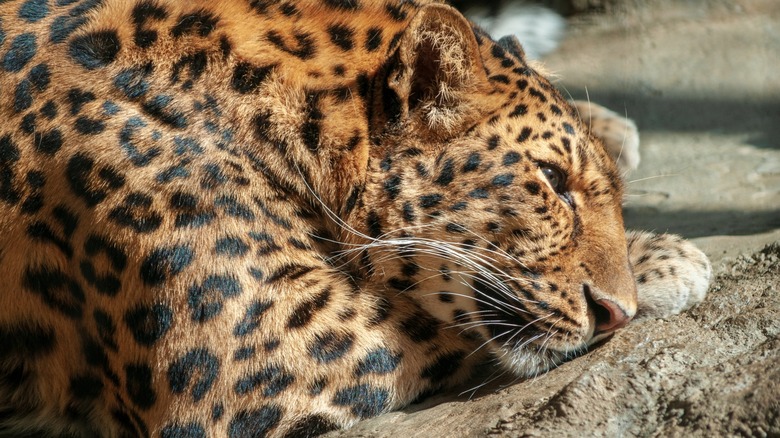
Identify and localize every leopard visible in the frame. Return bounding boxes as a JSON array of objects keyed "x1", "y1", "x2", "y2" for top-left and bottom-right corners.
[{"x1": 0, "y1": 0, "x2": 711, "y2": 437}]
